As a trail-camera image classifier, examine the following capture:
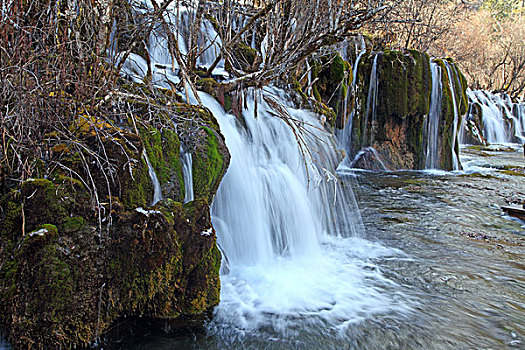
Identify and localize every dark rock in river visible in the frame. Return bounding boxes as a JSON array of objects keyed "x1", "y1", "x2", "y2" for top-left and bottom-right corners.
[{"x1": 350, "y1": 147, "x2": 388, "y2": 171}]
